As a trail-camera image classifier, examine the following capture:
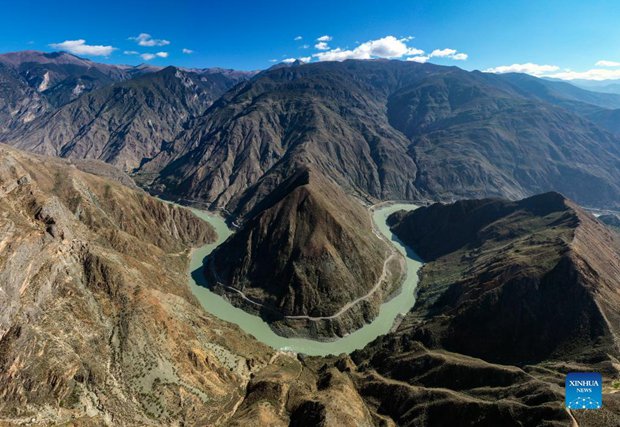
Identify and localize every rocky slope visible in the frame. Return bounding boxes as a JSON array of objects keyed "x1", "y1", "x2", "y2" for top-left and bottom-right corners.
[
  {"x1": 349, "y1": 192, "x2": 620, "y2": 425},
  {"x1": 1, "y1": 148, "x2": 618, "y2": 426},
  {"x1": 588, "y1": 108, "x2": 620, "y2": 135},
  {"x1": 127, "y1": 60, "x2": 620, "y2": 343},
  {"x1": 0, "y1": 145, "x2": 274, "y2": 425},
  {"x1": 207, "y1": 167, "x2": 402, "y2": 339},
  {"x1": 3, "y1": 56, "x2": 620, "y2": 213},
  {"x1": 385, "y1": 192, "x2": 620, "y2": 364},
  {"x1": 0, "y1": 51, "x2": 130, "y2": 108},
  {"x1": 0, "y1": 62, "x2": 49, "y2": 134},
  {"x1": 0, "y1": 51, "x2": 132, "y2": 133},
  {"x1": 4, "y1": 66, "x2": 247, "y2": 172},
  {"x1": 138, "y1": 60, "x2": 620, "y2": 214},
  {"x1": 0, "y1": 146, "x2": 420, "y2": 427},
  {"x1": 224, "y1": 192, "x2": 620, "y2": 426},
  {"x1": 0, "y1": 146, "x2": 406, "y2": 427},
  {"x1": 137, "y1": 60, "x2": 423, "y2": 214}
]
